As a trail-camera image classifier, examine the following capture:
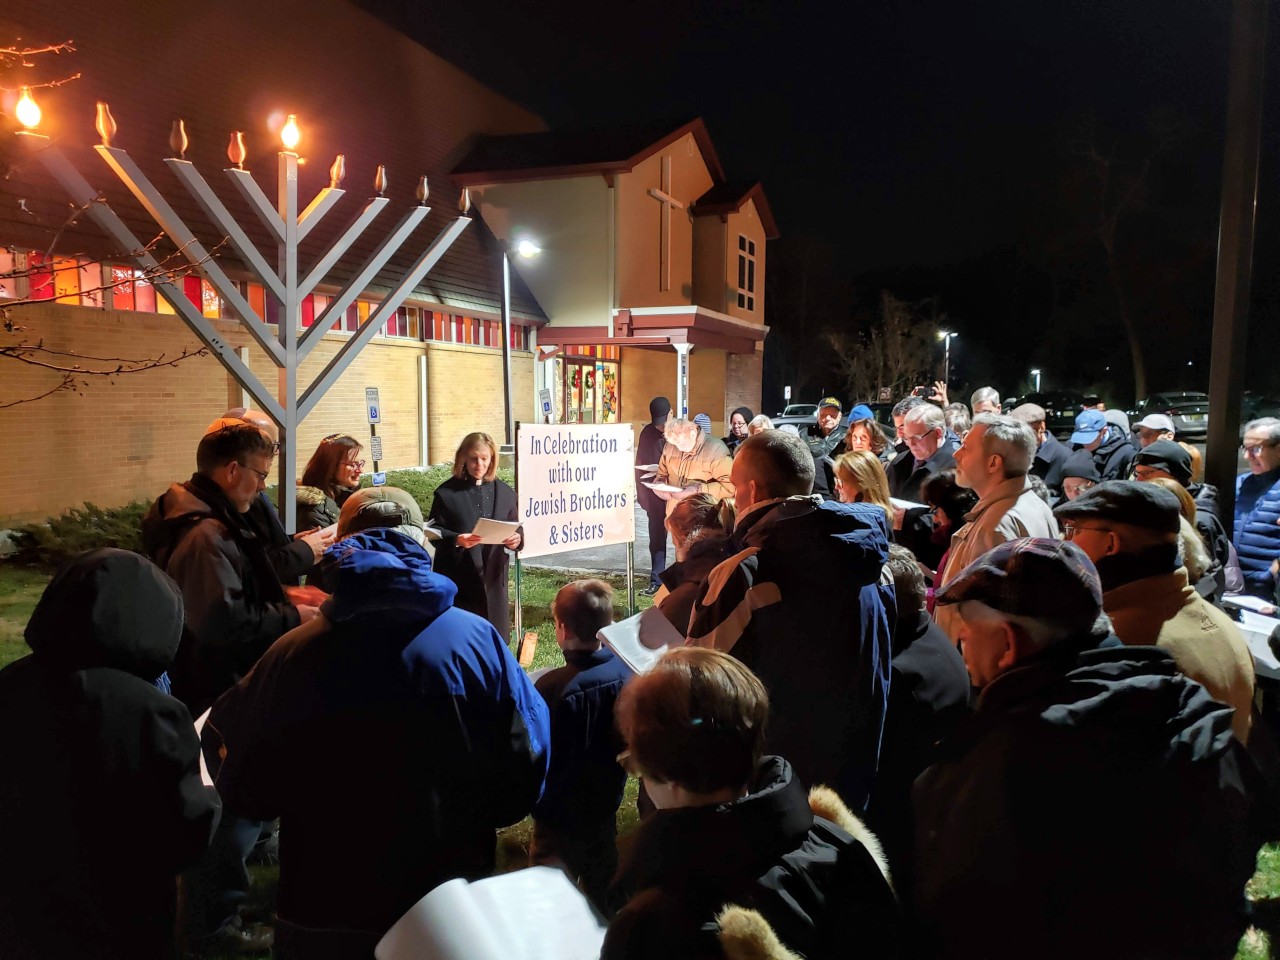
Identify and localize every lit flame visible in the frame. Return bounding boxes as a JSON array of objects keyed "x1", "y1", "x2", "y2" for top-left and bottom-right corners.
[
  {"x1": 280, "y1": 114, "x2": 300, "y2": 151},
  {"x1": 95, "y1": 102, "x2": 117, "y2": 147},
  {"x1": 16, "y1": 86, "x2": 41, "y2": 130},
  {"x1": 228, "y1": 131, "x2": 247, "y2": 169}
]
